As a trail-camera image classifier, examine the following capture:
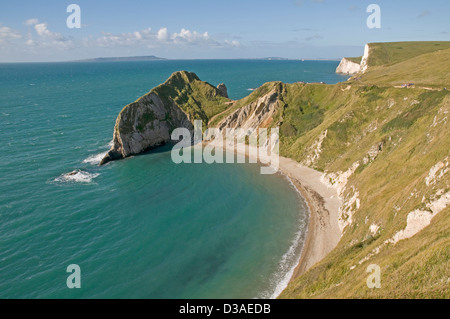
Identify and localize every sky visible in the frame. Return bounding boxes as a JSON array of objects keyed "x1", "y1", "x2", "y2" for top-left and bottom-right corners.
[{"x1": 0, "y1": 0, "x2": 449, "y2": 62}]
